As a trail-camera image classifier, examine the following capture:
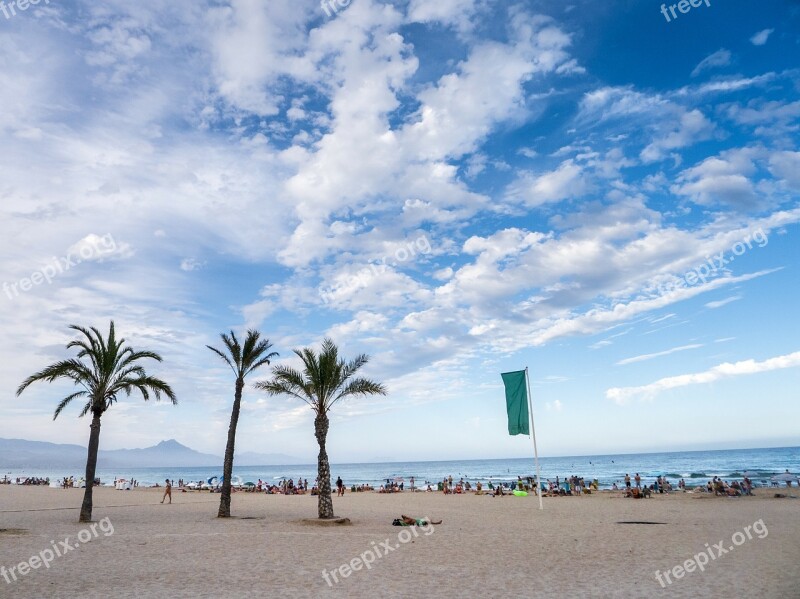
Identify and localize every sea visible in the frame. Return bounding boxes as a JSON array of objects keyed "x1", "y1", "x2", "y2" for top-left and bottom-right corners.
[{"x1": 4, "y1": 446, "x2": 798, "y2": 490}]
